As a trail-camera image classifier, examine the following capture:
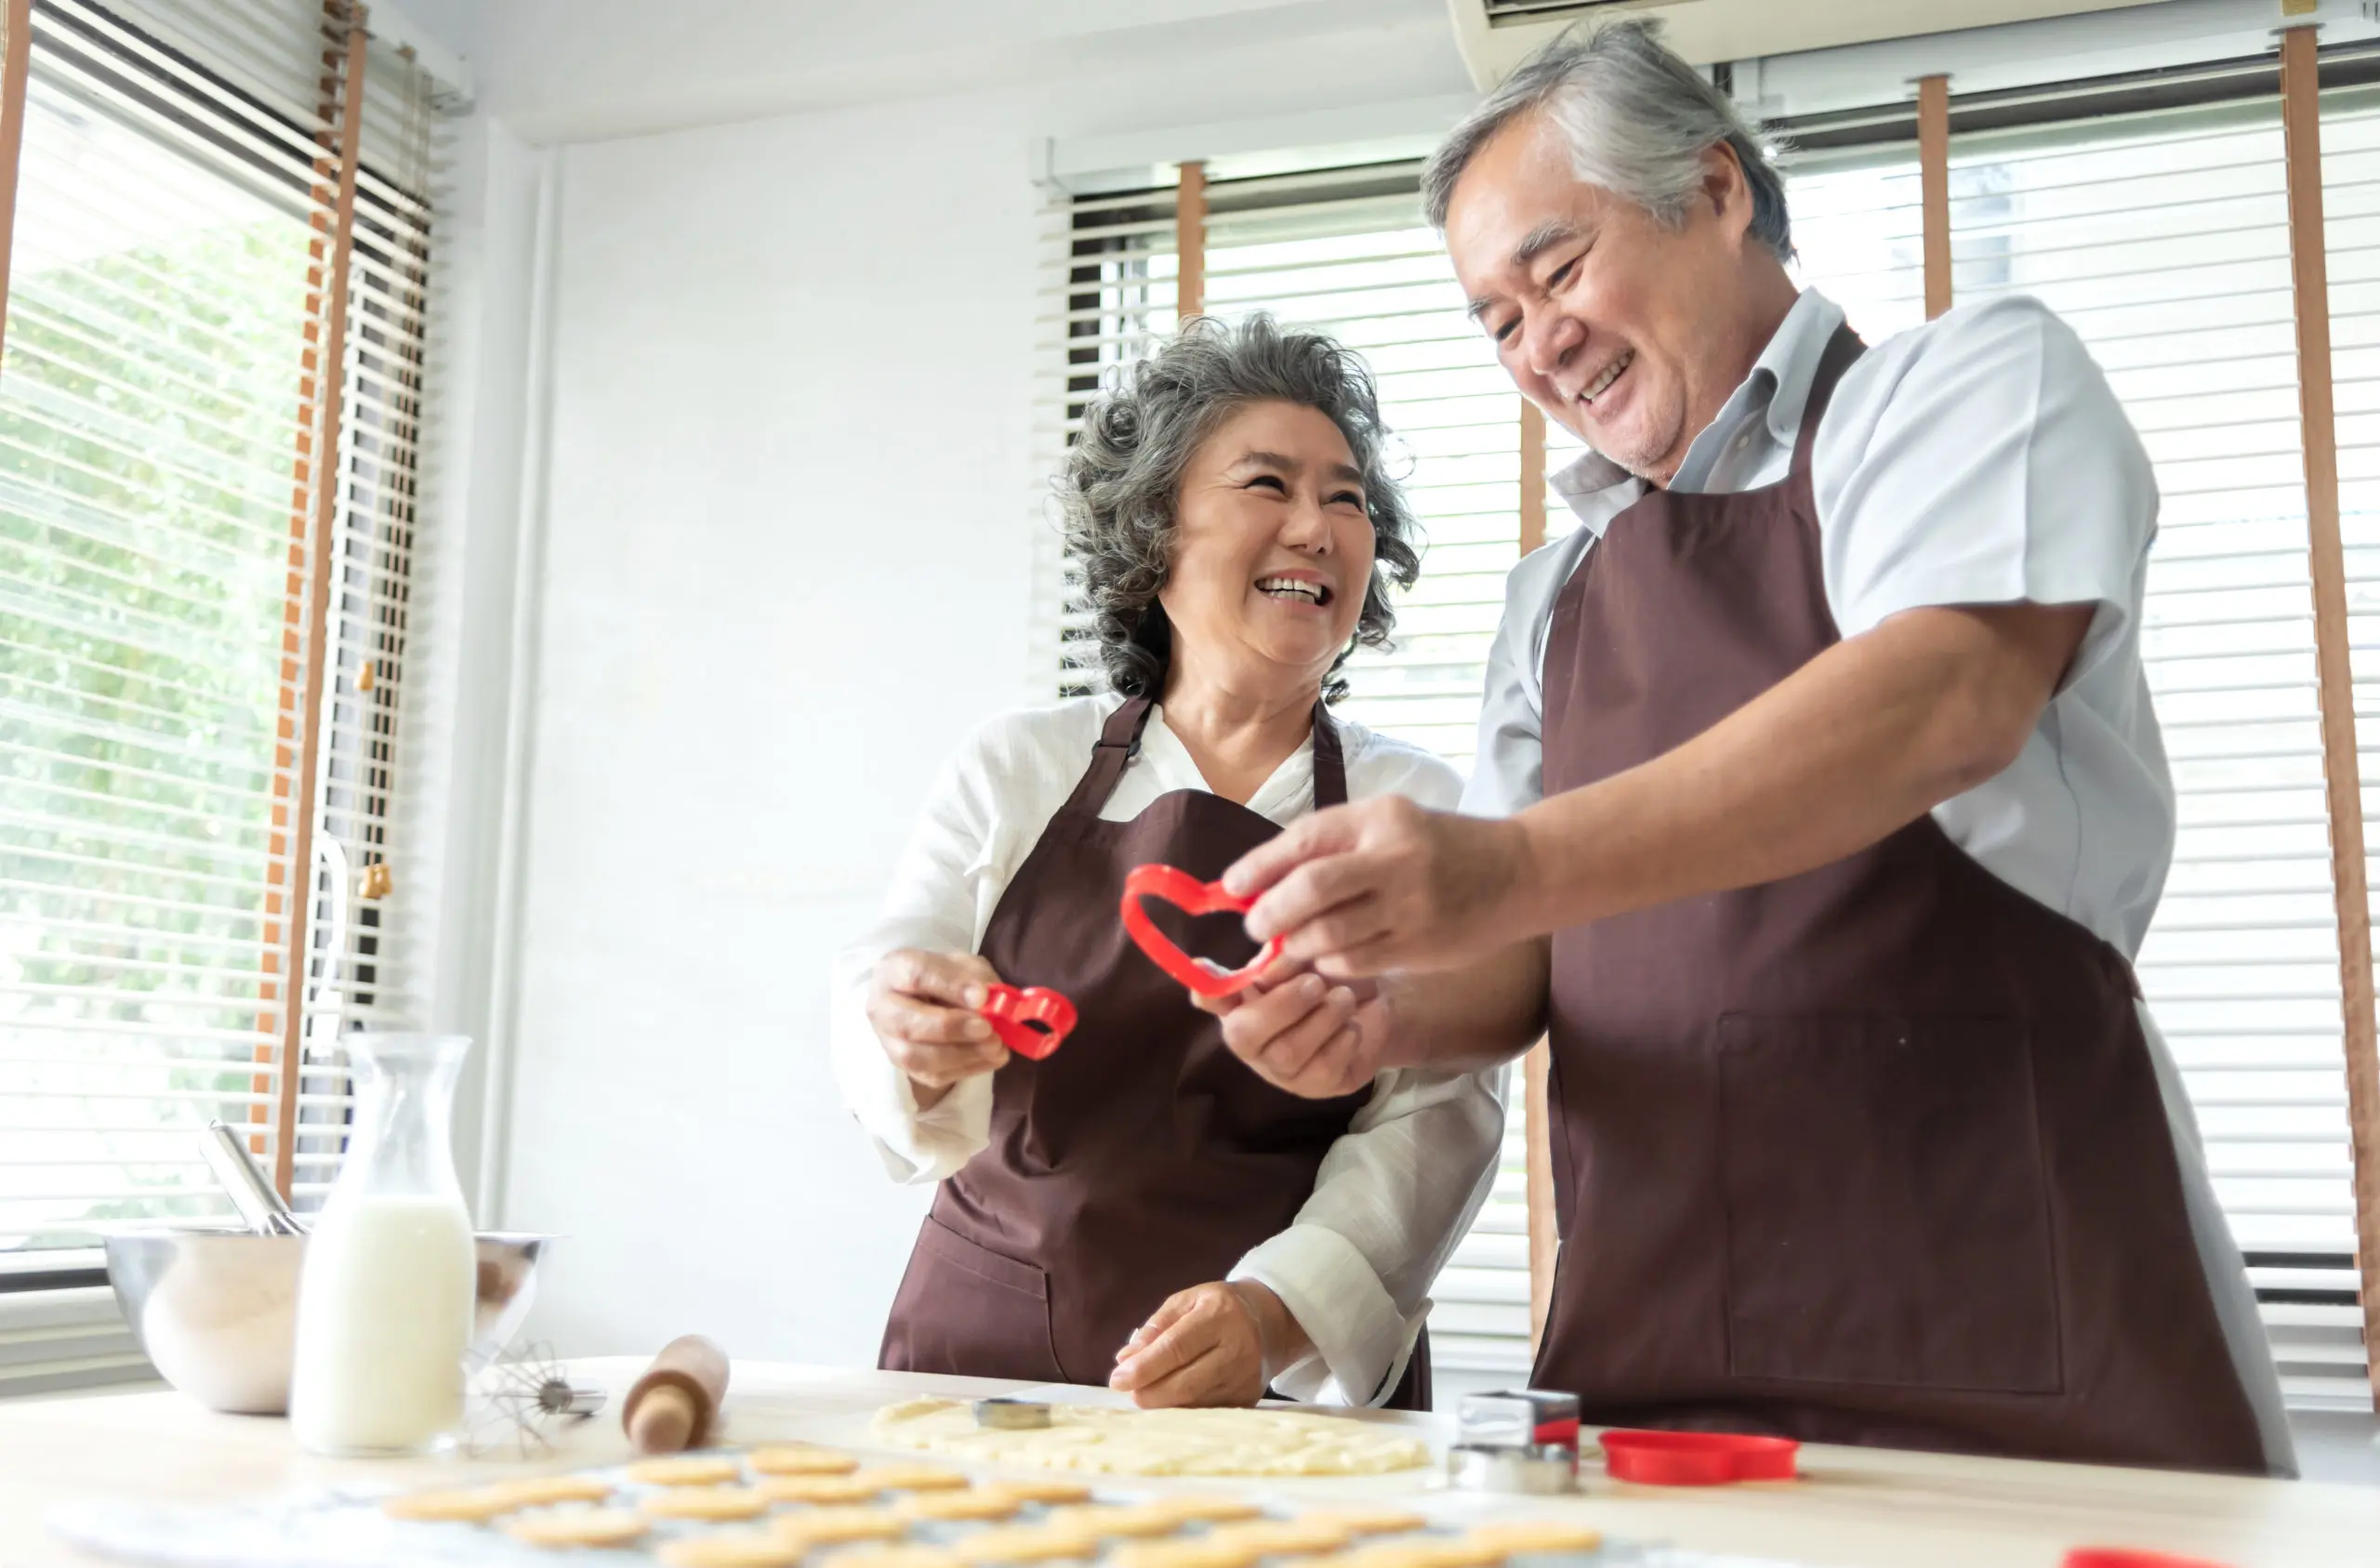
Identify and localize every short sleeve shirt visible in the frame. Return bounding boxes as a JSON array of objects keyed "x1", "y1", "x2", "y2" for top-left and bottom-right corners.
[{"x1": 1461, "y1": 288, "x2": 2173, "y2": 955}]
